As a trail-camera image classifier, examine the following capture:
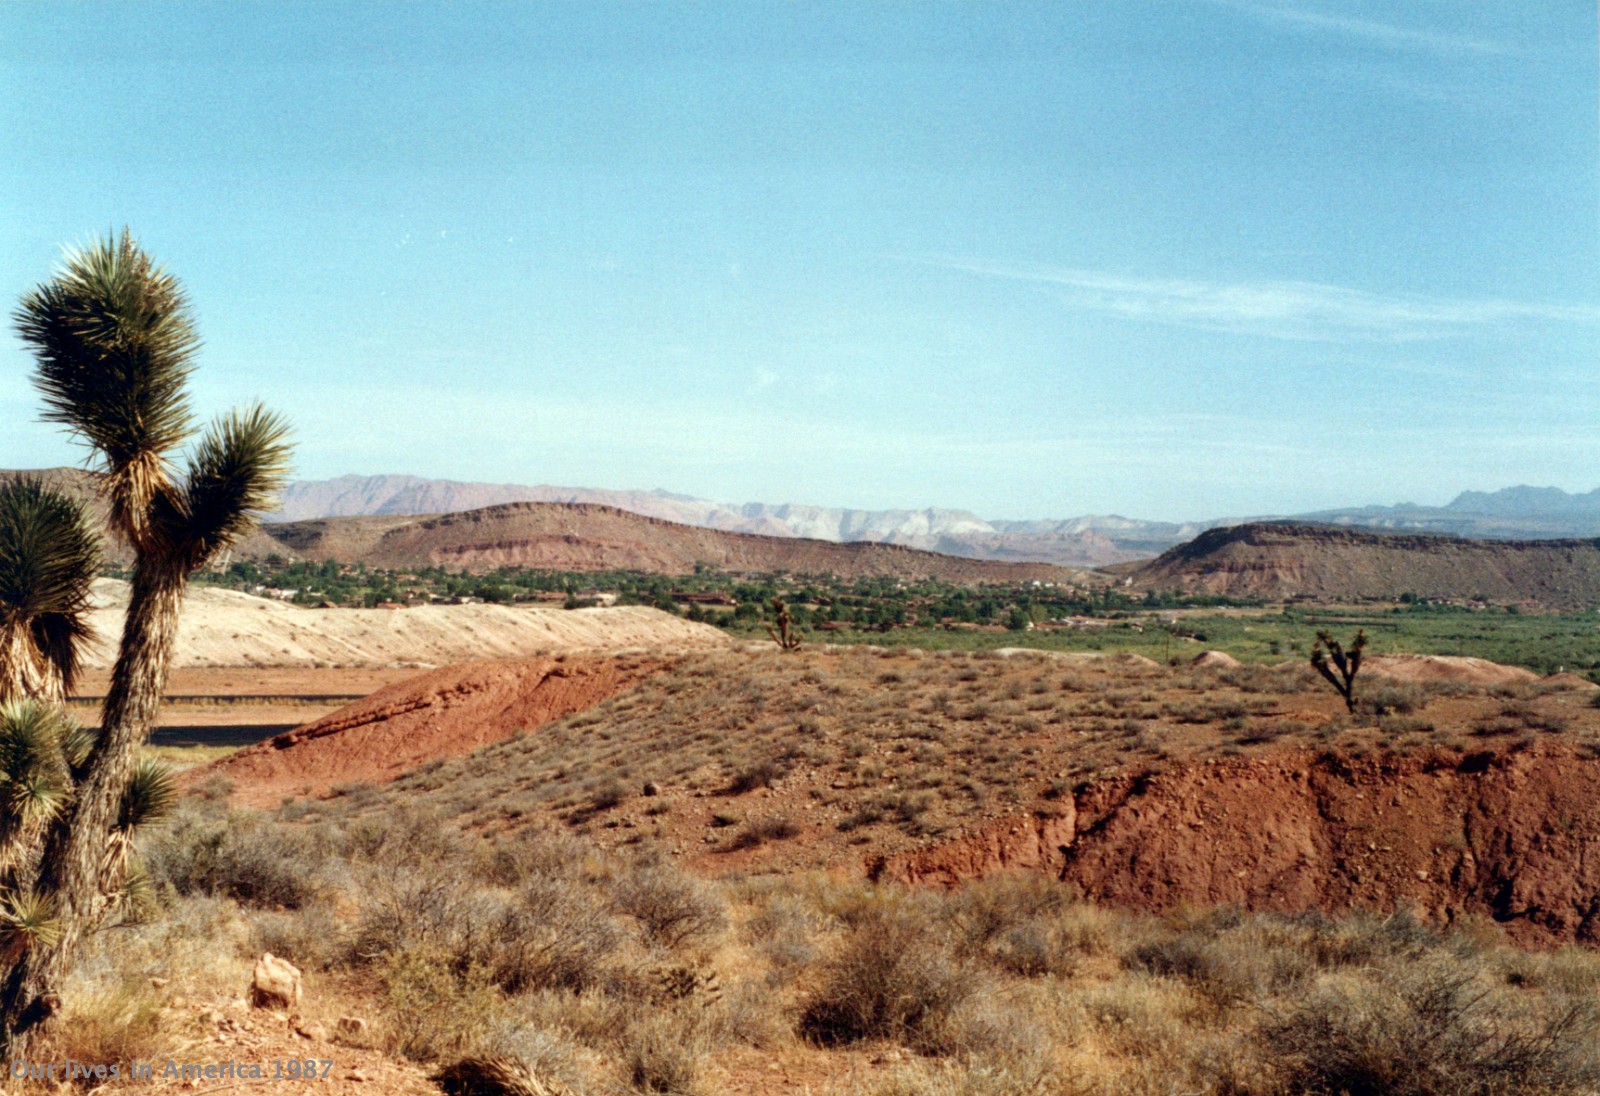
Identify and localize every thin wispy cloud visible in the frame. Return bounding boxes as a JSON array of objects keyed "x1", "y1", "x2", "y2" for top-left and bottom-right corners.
[
  {"x1": 912, "y1": 258, "x2": 1600, "y2": 342},
  {"x1": 1205, "y1": 1, "x2": 1514, "y2": 57}
]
